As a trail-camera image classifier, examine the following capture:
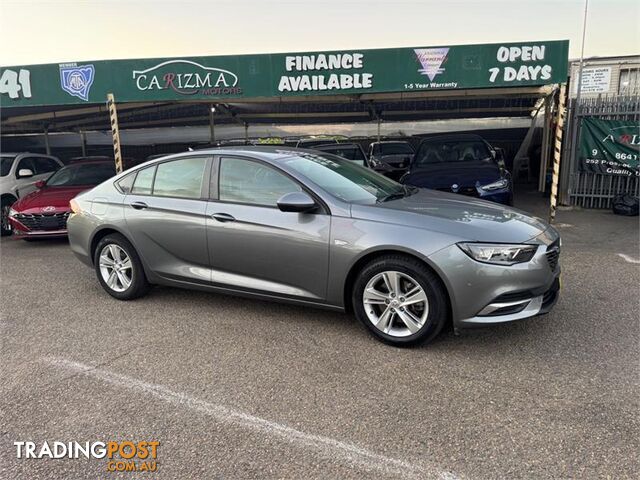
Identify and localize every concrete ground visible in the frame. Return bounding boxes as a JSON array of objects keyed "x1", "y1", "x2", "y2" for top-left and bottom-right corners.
[{"x1": 1, "y1": 192, "x2": 638, "y2": 479}]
